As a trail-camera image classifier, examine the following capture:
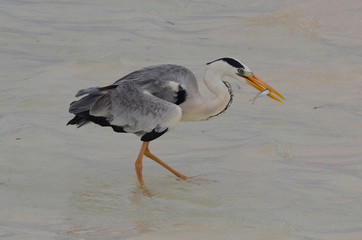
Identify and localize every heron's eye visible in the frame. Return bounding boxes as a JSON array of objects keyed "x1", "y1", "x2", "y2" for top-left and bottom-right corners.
[{"x1": 237, "y1": 68, "x2": 244, "y2": 73}]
